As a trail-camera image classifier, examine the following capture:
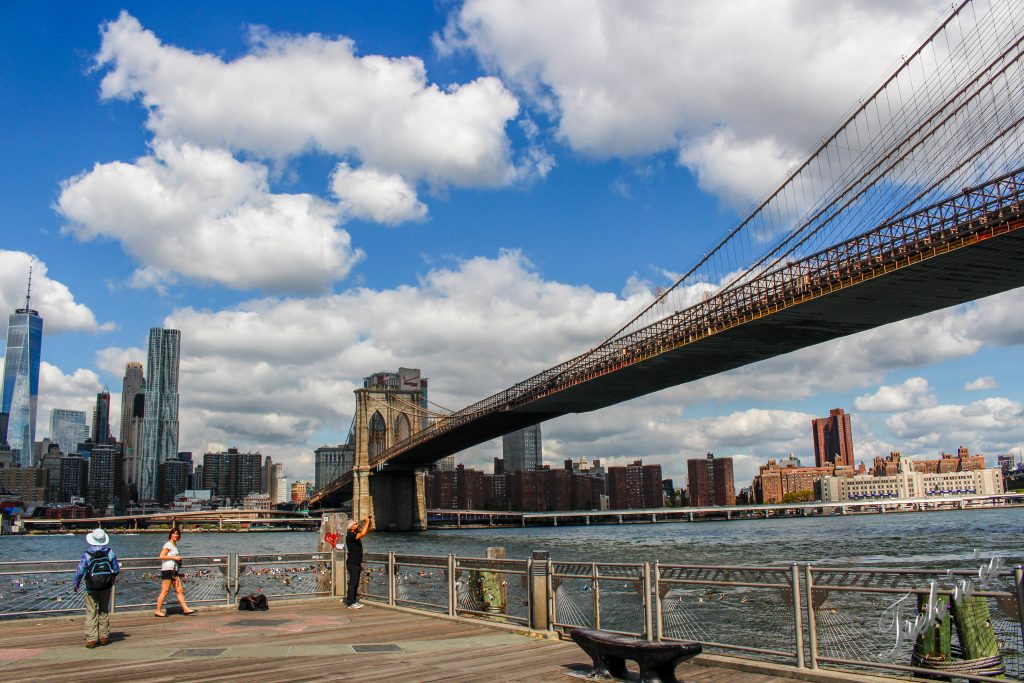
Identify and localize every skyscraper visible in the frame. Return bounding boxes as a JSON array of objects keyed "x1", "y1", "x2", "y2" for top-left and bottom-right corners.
[
  {"x1": 123, "y1": 394, "x2": 145, "y2": 502},
  {"x1": 141, "y1": 328, "x2": 181, "y2": 500},
  {"x1": 119, "y1": 362, "x2": 145, "y2": 445},
  {"x1": 49, "y1": 408, "x2": 88, "y2": 457},
  {"x1": 502, "y1": 424, "x2": 542, "y2": 473},
  {"x1": 92, "y1": 388, "x2": 111, "y2": 444},
  {"x1": 812, "y1": 408, "x2": 855, "y2": 469},
  {"x1": 314, "y1": 444, "x2": 354, "y2": 490},
  {"x1": 1, "y1": 272, "x2": 43, "y2": 466}
]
